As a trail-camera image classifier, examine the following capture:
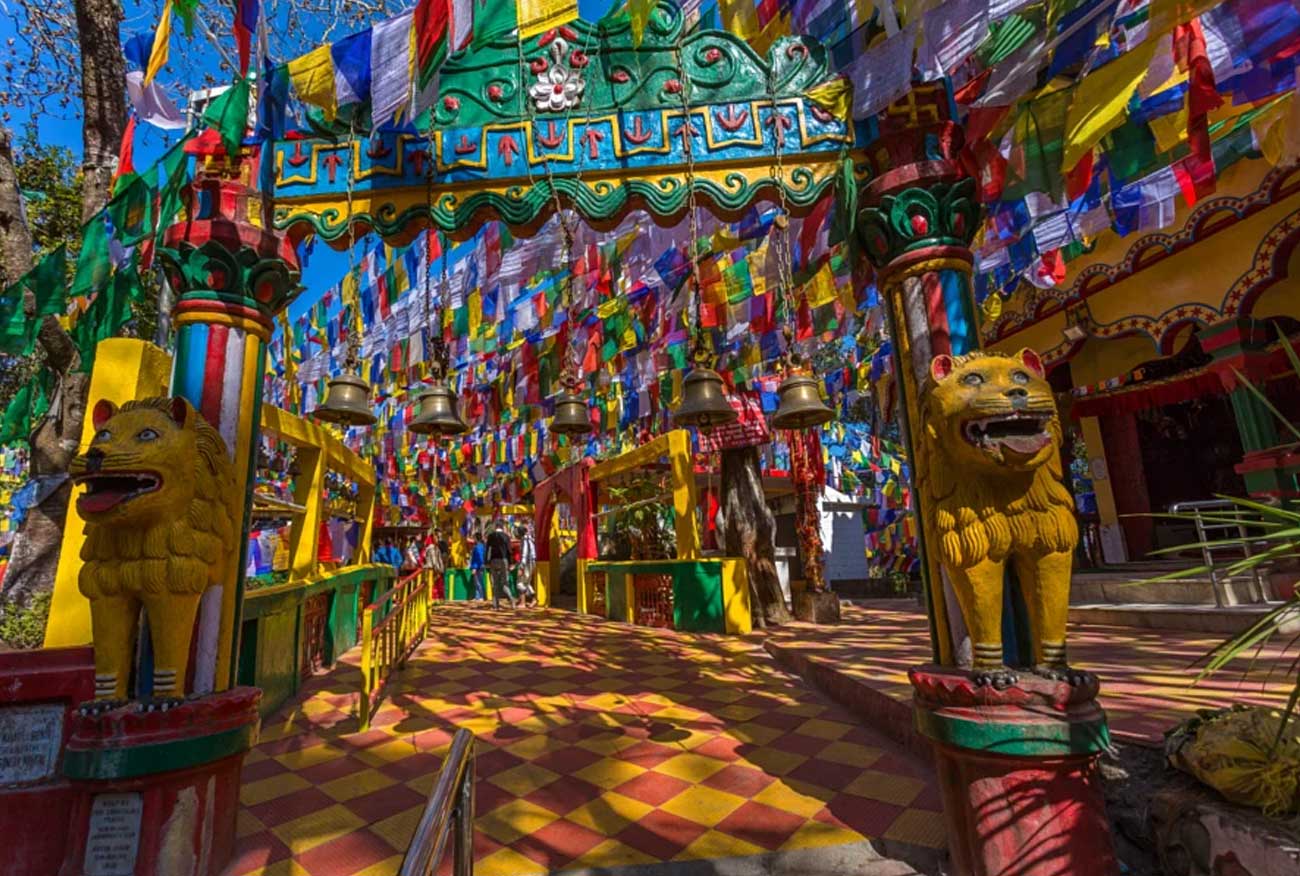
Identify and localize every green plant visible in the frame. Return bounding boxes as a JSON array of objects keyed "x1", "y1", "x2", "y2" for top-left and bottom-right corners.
[
  {"x1": 0, "y1": 589, "x2": 52, "y2": 649},
  {"x1": 602, "y1": 483, "x2": 676, "y2": 560},
  {"x1": 1151, "y1": 330, "x2": 1300, "y2": 735}
]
